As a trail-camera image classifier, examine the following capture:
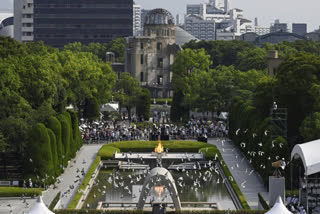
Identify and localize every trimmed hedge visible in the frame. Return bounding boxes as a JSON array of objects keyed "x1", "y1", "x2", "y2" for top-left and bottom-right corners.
[
  {"x1": 200, "y1": 147, "x2": 250, "y2": 210},
  {"x1": 57, "y1": 114, "x2": 71, "y2": 166},
  {"x1": 68, "y1": 156, "x2": 101, "y2": 209},
  {"x1": 47, "y1": 116, "x2": 64, "y2": 173},
  {"x1": 258, "y1": 193, "x2": 270, "y2": 210},
  {"x1": 49, "y1": 191, "x2": 61, "y2": 211},
  {"x1": 48, "y1": 128, "x2": 59, "y2": 176},
  {"x1": 98, "y1": 146, "x2": 120, "y2": 160},
  {"x1": 24, "y1": 123, "x2": 54, "y2": 180},
  {"x1": 151, "y1": 98, "x2": 172, "y2": 105},
  {"x1": 101, "y1": 141, "x2": 215, "y2": 154},
  {"x1": 0, "y1": 187, "x2": 42, "y2": 197}
]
